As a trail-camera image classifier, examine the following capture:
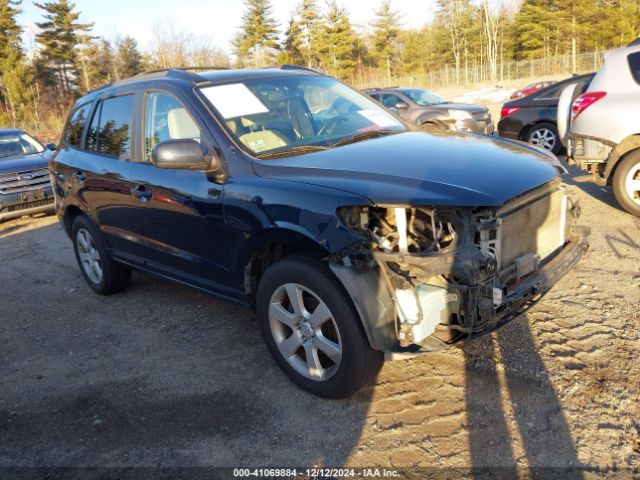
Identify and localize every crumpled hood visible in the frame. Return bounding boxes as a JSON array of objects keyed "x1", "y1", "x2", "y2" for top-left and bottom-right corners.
[
  {"x1": 0, "y1": 153, "x2": 49, "y2": 175},
  {"x1": 252, "y1": 131, "x2": 561, "y2": 207}
]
